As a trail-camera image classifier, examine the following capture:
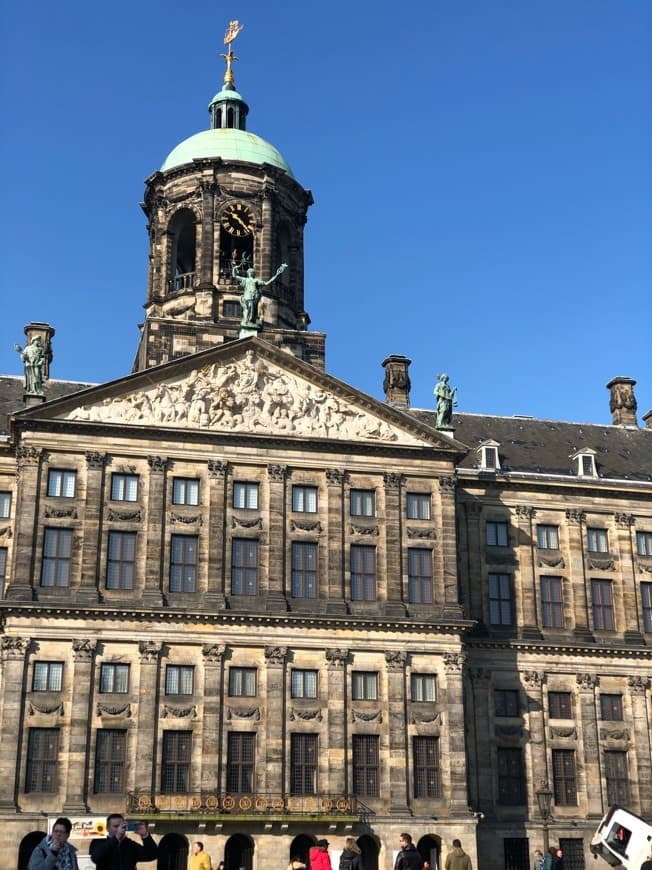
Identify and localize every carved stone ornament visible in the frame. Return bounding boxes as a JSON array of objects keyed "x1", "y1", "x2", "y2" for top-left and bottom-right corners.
[
  {"x1": 407, "y1": 527, "x2": 435, "y2": 539},
  {"x1": 550, "y1": 727, "x2": 577, "y2": 739},
  {"x1": 85, "y1": 451, "x2": 107, "y2": 468},
  {"x1": 45, "y1": 505, "x2": 78, "y2": 519},
  {"x1": 438, "y1": 476, "x2": 456, "y2": 494},
  {"x1": 267, "y1": 465, "x2": 287, "y2": 481},
  {"x1": 138, "y1": 641, "x2": 161, "y2": 663},
  {"x1": 0, "y1": 526, "x2": 12, "y2": 538},
  {"x1": 523, "y1": 671, "x2": 543, "y2": 689},
  {"x1": 171, "y1": 513, "x2": 202, "y2": 526},
  {"x1": 108, "y1": 508, "x2": 141, "y2": 522},
  {"x1": 588, "y1": 558, "x2": 615, "y2": 571},
  {"x1": 29, "y1": 701, "x2": 64, "y2": 716},
  {"x1": 638, "y1": 562, "x2": 652, "y2": 574},
  {"x1": 231, "y1": 516, "x2": 262, "y2": 530},
  {"x1": 1, "y1": 637, "x2": 29, "y2": 659},
  {"x1": 16, "y1": 445, "x2": 41, "y2": 466},
  {"x1": 538, "y1": 555, "x2": 565, "y2": 569},
  {"x1": 515, "y1": 505, "x2": 536, "y2": 520},
  {"x1": 565, "y1": 509, "x2": 585, "y2": 525},
  {"x1": 576, "y1": 673, "x2": 598, "y2": 691},
  {"x1": 289, "y1": 707, "x2": 322, "y2": 721},
  {"x1": 325, "y1": 469, "x2": 345, "y2": 486},
  {"x1": 64, "y1": 352, "x2": 425, "y2": 444},
  {"x1": 97, "y1": 702, "x2": 132, "y2": 717},
  {"x1": 325, "y1": 648, "x2": 349, "y2": 667},
  {"x1": 383, "y1": 472, "x2": 403, "y2": 490},
  {"x1": 615, "y1": 513, "x2": 635, "y2": 528},
  {"x1": 208, "y1": 459, "x2": 228, "y2": 479},
  {"x1": 411, "y1": 711, "x2": 442, "y2": 725},
  {"x1": 385, "y1": 650, "x2": 407, "y2": 671},
  {"x1": 202, "y1": 644, "x2": 226, "y2": 663},
  {"x1": 147, "y1": 455, "x2": 169, "y2": 472},
  {"x1": 351, "y1": 709, "x2": 382, "y2": 723},
  {"x1": 600, "y1": 728, "x2": 630, "y2": 742},
  {"x1": 291, "y1": 519, "x2": 322, "y2": 533},
  {"x1": 264, "y1": 646, "x2": 287, "y2": 665},
  {"x1": 627, "y1": 675, "x2": 650, "y2": 695},
  {"x1": 72, "y1": 639, "x2": 96, "y2": 661},
  {"x1": 162, "y1": 704, "x2": 197, "y2": 719},
  {"x1": 350, "y1": 523, "x2": 378, "y2": 537},
  {"x1": 443, "y1": 652, "x2": 466, "y2": 674},
  {"x1": 226, "y1": 706, "x2": 261, "y2": 720}
]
